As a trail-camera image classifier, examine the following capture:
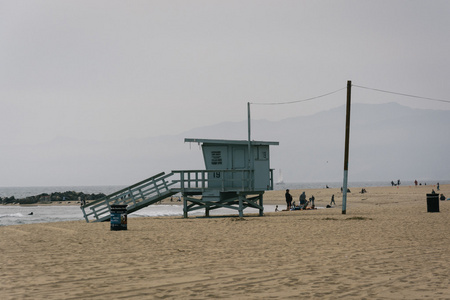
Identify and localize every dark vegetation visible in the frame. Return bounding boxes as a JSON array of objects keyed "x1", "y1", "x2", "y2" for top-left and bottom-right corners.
[{"x1": 1, "y1": 191, "x2": 106, "y2": 205}]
